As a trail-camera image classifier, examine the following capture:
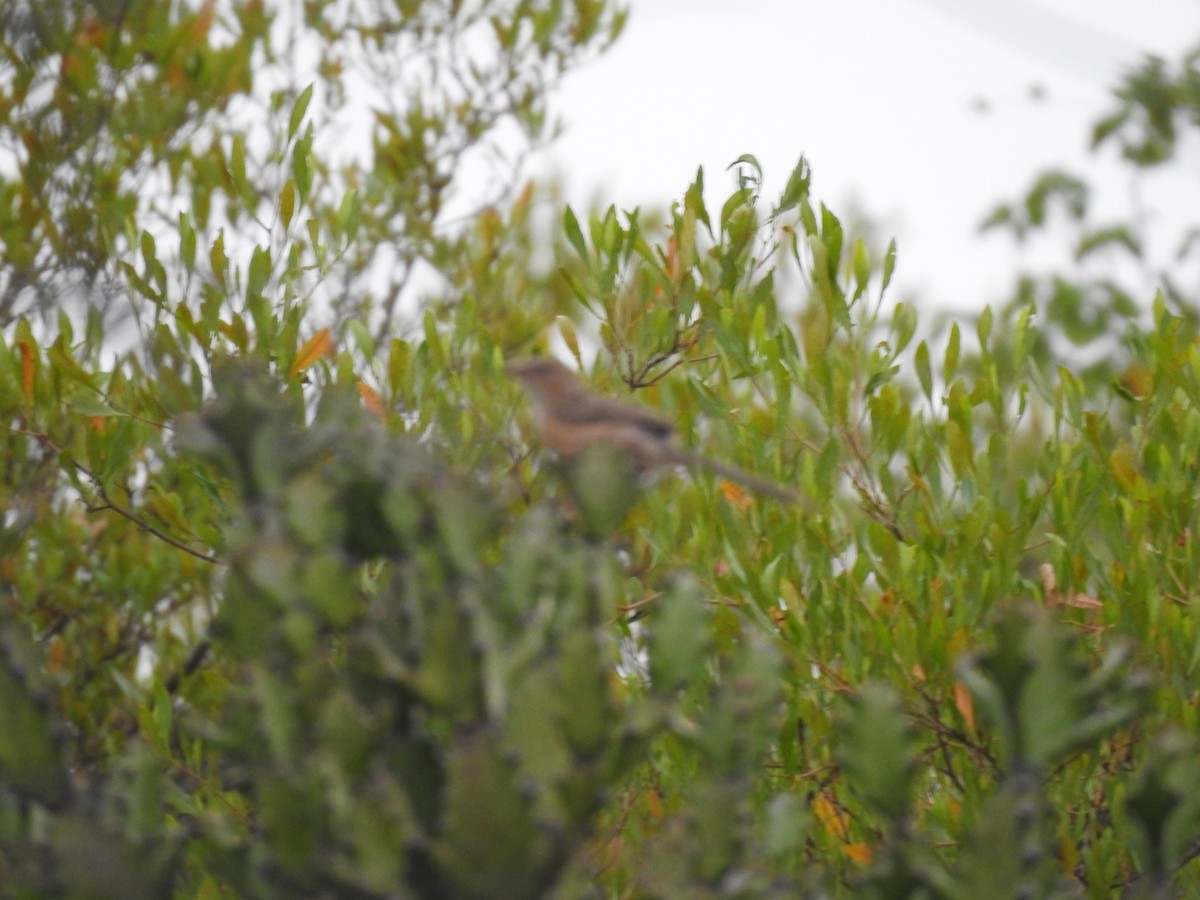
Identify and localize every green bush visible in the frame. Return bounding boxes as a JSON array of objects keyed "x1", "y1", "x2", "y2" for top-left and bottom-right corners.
[{"x1": 4, "y1": 3, "x2": 1200, "y2": 897}]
